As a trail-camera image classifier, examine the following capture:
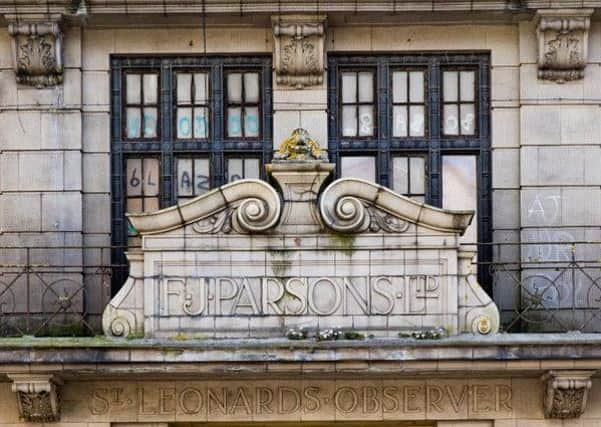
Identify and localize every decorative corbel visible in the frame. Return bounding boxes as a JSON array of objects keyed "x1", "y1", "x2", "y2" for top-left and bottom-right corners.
[
  {"x1": 6, "y1": 15, "x2": 64, "y2": 88},
  {"x1": 535, "y1": 9, "x2": 593, "y2": 83},
  {"x1": 7, "y1": 374, "x2": 62, "y2": 422},
  {"x1": 272, "y1": 15, "x2": 326, "y2": 89},
  {"x1": 542, "y1": 370, "x2": 594, "y2": 419}
]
